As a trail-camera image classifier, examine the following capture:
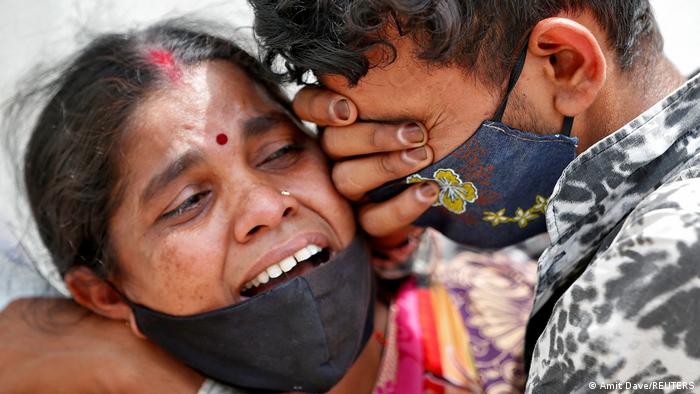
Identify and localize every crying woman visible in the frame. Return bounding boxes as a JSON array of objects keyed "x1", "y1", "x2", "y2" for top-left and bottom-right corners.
[{"x1": 2, "y1": 21, "x2": 536, "y2": 394}]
